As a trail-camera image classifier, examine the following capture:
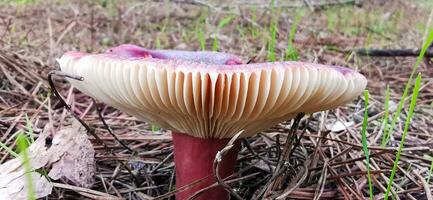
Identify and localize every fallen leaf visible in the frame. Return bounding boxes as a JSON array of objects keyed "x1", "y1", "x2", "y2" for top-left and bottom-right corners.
[
  {"x1": 0, "y1": 122, "x2": 95, "y2": 199},
  {"x1": 0, "y1": 172, "x2": 52, "y2": 200},
  {"x1": 328, "y1": 121, "x2": 354, "y2": 132},
  {"x1": 48, "y1": 126, "x2": 95, "y2": 187}
]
